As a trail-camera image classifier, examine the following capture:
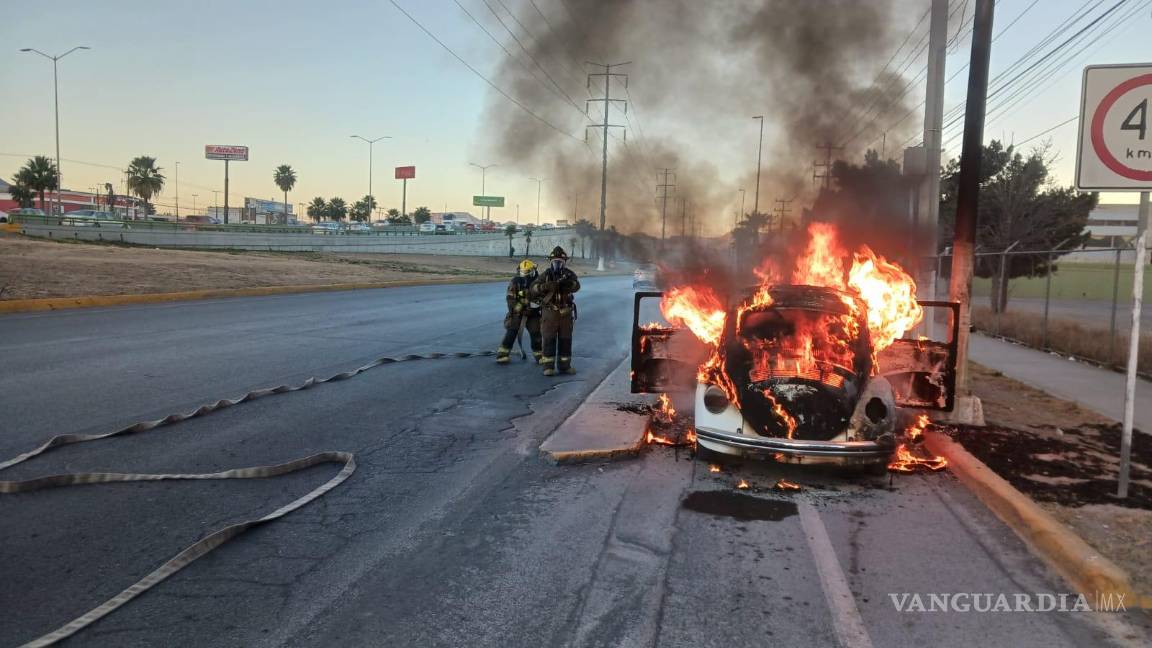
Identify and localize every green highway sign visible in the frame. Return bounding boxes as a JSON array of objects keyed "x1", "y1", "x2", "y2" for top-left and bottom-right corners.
[{"x1": 473, "y1": 195, "x2": 505, "y2": 207}]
